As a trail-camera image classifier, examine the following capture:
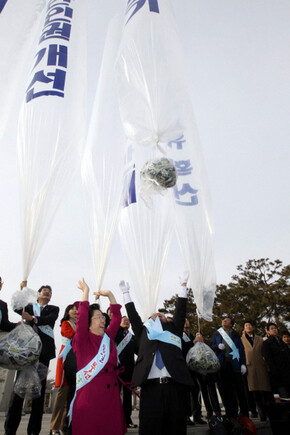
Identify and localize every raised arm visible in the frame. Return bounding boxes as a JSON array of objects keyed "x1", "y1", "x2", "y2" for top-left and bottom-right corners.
[
  {"x1": 172, "y1": 271, "x2": 189, "y2": 335},
  {"x1": 119, "y1": 281, "x2": 144, "y2": 337},
  {"x1": 73, "y1": 278, "x2": 91, "y2": 345},
  {"x1": 94, "y1": 290, "x2": 121, "y2": 339}
]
